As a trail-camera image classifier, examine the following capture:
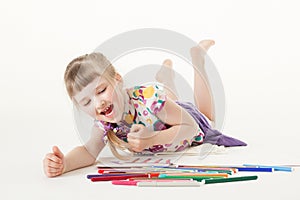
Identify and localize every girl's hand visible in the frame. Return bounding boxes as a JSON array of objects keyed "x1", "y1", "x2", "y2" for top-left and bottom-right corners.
[
  {"x1": 43, "y1": 146, "x2": 65, "y2": 177},
  {"x1": 127, "y1": 124, "x2": 156, "y2": 152}
]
